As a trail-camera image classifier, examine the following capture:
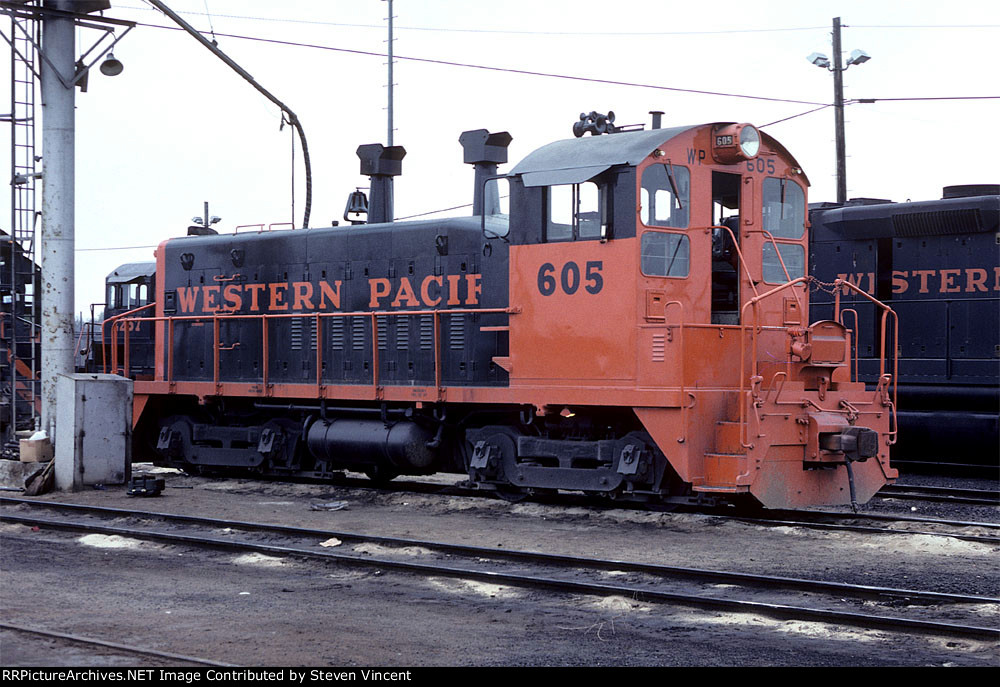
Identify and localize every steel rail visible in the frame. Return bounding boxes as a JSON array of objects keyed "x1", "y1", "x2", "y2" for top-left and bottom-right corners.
[
  {"x1": 877, "y1": 484, "x2": 1000, "y2": 506},
  {"x1": 761, "y1": 507, "x2": 1000, "y2": 529},
  {"x1": 0, "y1": 622, "x2": 235, "y2": 667},
  {"x1": 7, "y1": 483, "x2": 999, "y2": 546},
  {"x1": 4, "y1": 497, "x2": 992, "y2": 605},
  {"x1": 3, "y1": 511, "x2": 996, "y2": 642},
  {"x1": 728, "y1": 512, "x2": 1000, "y2": 543}
]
